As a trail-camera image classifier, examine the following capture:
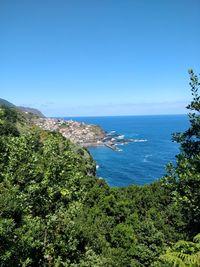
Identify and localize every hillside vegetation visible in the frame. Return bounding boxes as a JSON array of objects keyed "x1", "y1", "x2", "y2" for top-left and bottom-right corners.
[
  {"x1": 0, "y1": 71, "x2": 199, "y2": 267},
  {"x1": 0, "y1": 98, "x2": 15, "y2": 107},
  {"x1": 18, "y1": 106, "x2": 45, "y2": 118},
  {"x1": 0, "y1": 98, "x2": 45, "y2": 118}
]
